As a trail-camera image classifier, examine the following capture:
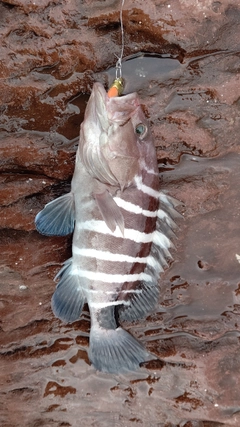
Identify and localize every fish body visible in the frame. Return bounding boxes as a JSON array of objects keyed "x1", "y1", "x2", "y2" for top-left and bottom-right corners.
[{"x1": 35, "y1": 82, "x2": 179, "y2": 373}]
